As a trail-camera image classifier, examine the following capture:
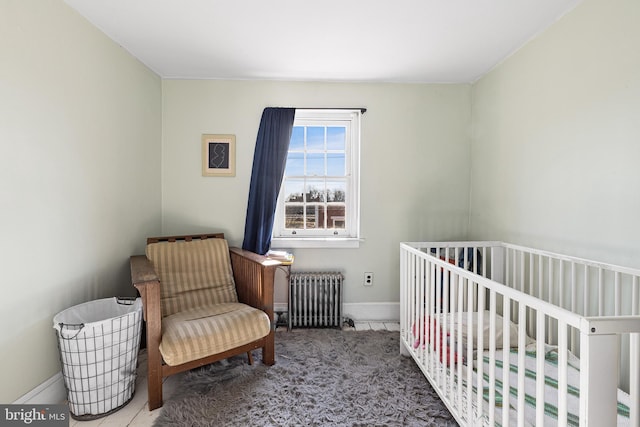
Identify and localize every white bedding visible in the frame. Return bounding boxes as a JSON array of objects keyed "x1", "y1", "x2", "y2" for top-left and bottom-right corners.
[{"x1": 464, "y1": 343, "x2": 631, "y2": 426}]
